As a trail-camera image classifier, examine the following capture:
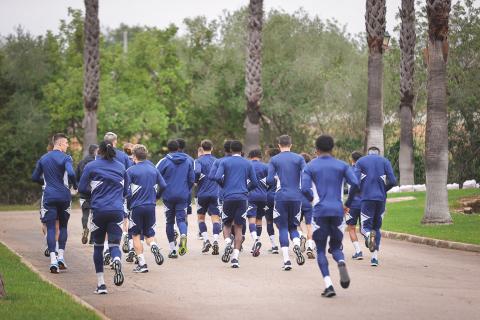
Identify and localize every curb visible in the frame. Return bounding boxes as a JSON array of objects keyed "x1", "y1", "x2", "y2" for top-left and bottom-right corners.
[
  {"x1": 0, "y1": 240, "x2": 110, "y2": 320},
  {"x1": 381, "y1": 231, "x2": 480, "y2": 253}
]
